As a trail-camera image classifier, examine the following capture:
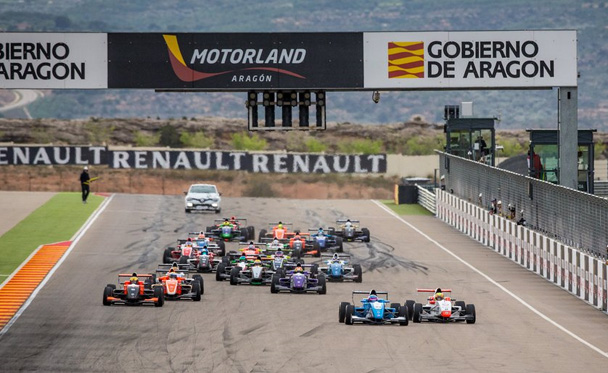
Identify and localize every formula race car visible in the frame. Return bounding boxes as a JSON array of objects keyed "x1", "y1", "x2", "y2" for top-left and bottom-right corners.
[
  {"x1": 154, "y1": 265, "x2": 203, "y2": 301},
  {"x1": 309, "y1": 228, "x2": 344, "y2": 252},
  {"x1": 206, "y1": 218, "x2": 255, "y2": 242},
  {"x1": 103, "y1": 273, "x2": 164, "y2": 307},
  {"x1": 258, "y1": 222, "x2": 294, "y2": 241},
  {"x1": 332, "y1": 219, "x2": 370, "y2": 242},
  {"x1": 229, "y1": 258, "x2": 274, "y2": 286},
  {"x1": 408, "y1": 288, "x2": 476, "y2": 323},
  {"x1": 270, "y1": 264, "x2": 326, "y2": 294},
  {"x1": 339, "y1": 290, "x2": 408, "y2": 326},
  {"x1": 319, "y1": 253, "x2": 362, "y2": 282}
]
